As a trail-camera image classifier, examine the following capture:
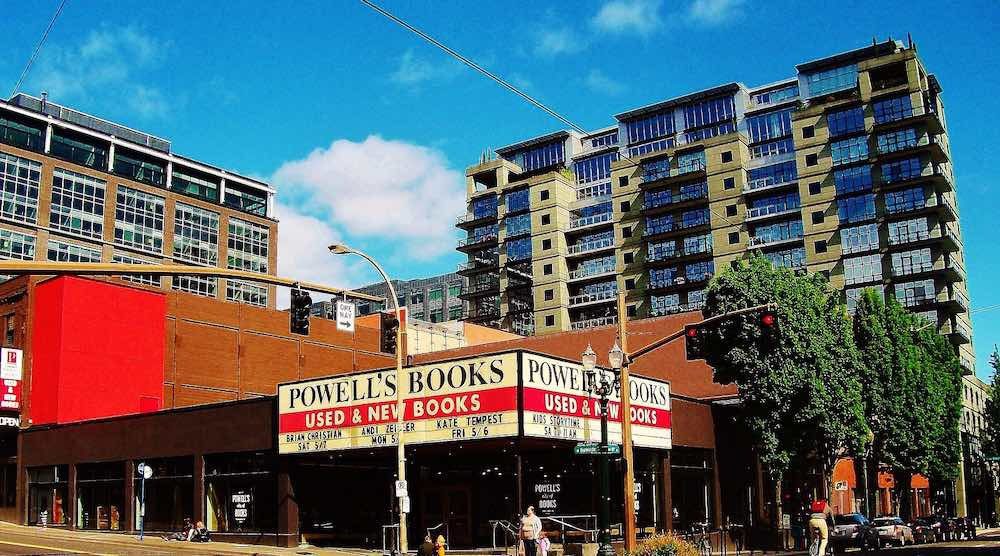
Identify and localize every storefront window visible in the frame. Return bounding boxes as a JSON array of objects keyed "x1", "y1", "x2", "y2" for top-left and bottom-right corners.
[
  {"x1": 28, "y1": 465, "x2": 69, "y2": 526},
  {"x1": 205, "y1": 453, "x2": 276, "y2": 533},
  {"x1": 77, "y1": 463, "x2": 125, "y2": 530},
  {"x1": 671, "y1": 448, "x2": 715, "y2": 531},
  {"x1": 138, "y1": 457, "x2": 193, "y2": 532}
]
